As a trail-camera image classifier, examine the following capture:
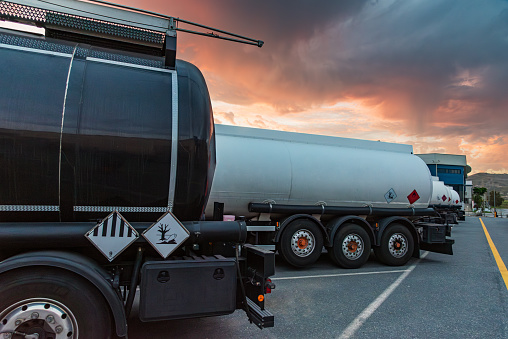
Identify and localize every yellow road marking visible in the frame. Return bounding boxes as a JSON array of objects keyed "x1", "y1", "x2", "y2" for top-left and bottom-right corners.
[{"x1": 480, "y1": 218, "x2": 508, "y2": 290}]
